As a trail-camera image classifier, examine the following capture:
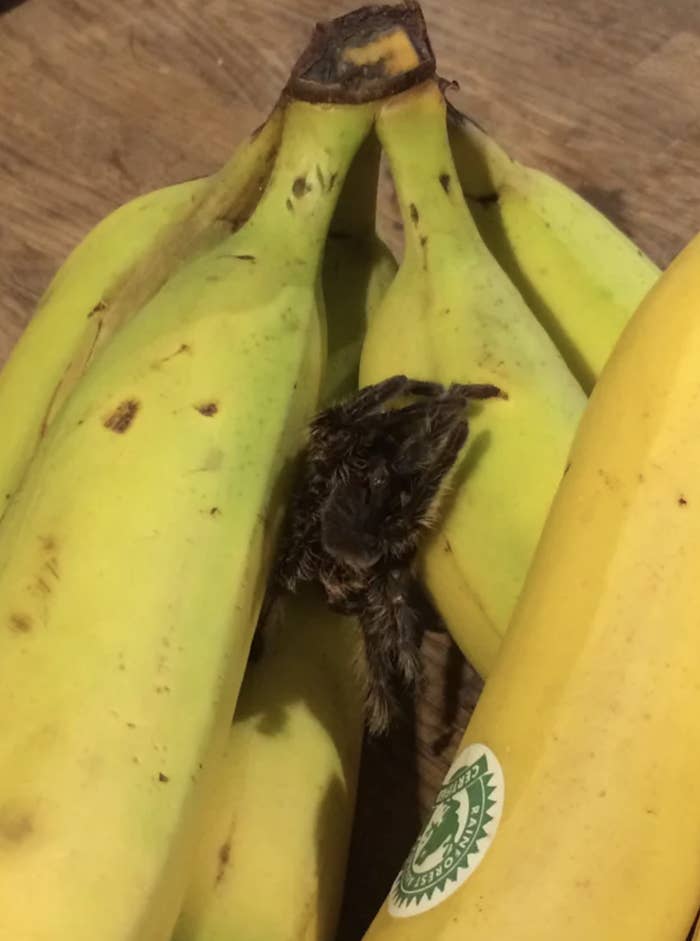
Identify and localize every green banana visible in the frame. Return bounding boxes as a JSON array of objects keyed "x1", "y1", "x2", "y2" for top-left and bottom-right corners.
[
  {"x1": 173, "y1": 592, "x2": 364, "y2": 941},
  {"x1": 359, "y1": 80, "x2": 586, "y2": 677},
  {"x1": 174, "y1": 130, "x2": 397, "y2": 941},
  {"x1": 0, "y1": 108, "x2": 283, "y2": 514},
  {"x1": 447, "y1": 102, "x2": 660, "y2": 392},
  {"x1": 0, "y1": 97, "x2": 374, "y2": 941}
]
